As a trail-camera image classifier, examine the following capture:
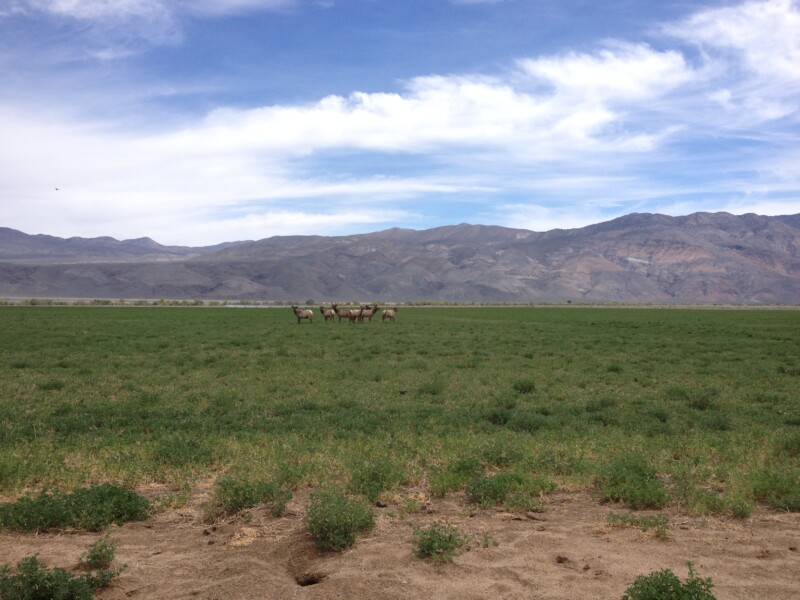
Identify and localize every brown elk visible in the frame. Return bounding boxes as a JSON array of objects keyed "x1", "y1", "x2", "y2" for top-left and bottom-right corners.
[
  {"x1": 331, "y1": 303, "x2": 359, "y2": 323},
  {"x1": 382, "y1": 307, "x2": 397, "y2": 323},
  {"x1": 291, "y1": 305, "x2": 313, "y2": 323},
  {"x1": 320, "y1": 306, "x2": 336, "y2": 322},
  {"x1": 358, "y1": 303, "x2": 379, "y2": 323}
]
